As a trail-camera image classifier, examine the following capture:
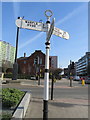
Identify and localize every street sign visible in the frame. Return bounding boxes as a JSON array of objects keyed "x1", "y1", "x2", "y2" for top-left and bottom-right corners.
[
  {"x1": 53, "y1": 27, "x2": 69, "y2": 40},
  {"x1": 16, "y1": 19, "x2": 47, "y2": 32},
  {"x1": 16, "y1": 18, "x2": 69, "y2": 40},
  {"x1": 46, "y1": 18, "x2": 55, "y2": 41}
]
